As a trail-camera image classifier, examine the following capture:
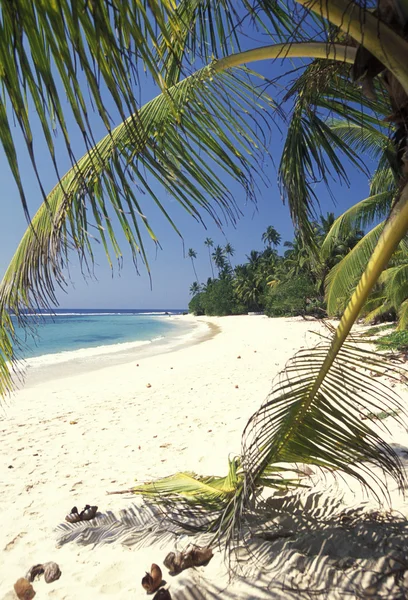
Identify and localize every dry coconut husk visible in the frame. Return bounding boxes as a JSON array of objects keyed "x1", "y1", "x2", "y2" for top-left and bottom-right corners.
[
  {"x1": 65, "y1": 504, "x2": 98, "y2": 523},
  {"x1": 141, "y1": 563, "x2": 163, "y2": 594},
  {"x1": 25, "y1": 565, "x2": 44, "y2": 583},
  {"x1": 43, "y1": 562, "x2": 62, "y2": 583},
  {"x1": 13, "y1": 578, "x2": 36, "y2": 600},
  {"x1": 164, "y1": 546, "x2": 213, "y2": 575},
  {"x1": 26, "y1": 561, "x2": 61, "y2": 584}
]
